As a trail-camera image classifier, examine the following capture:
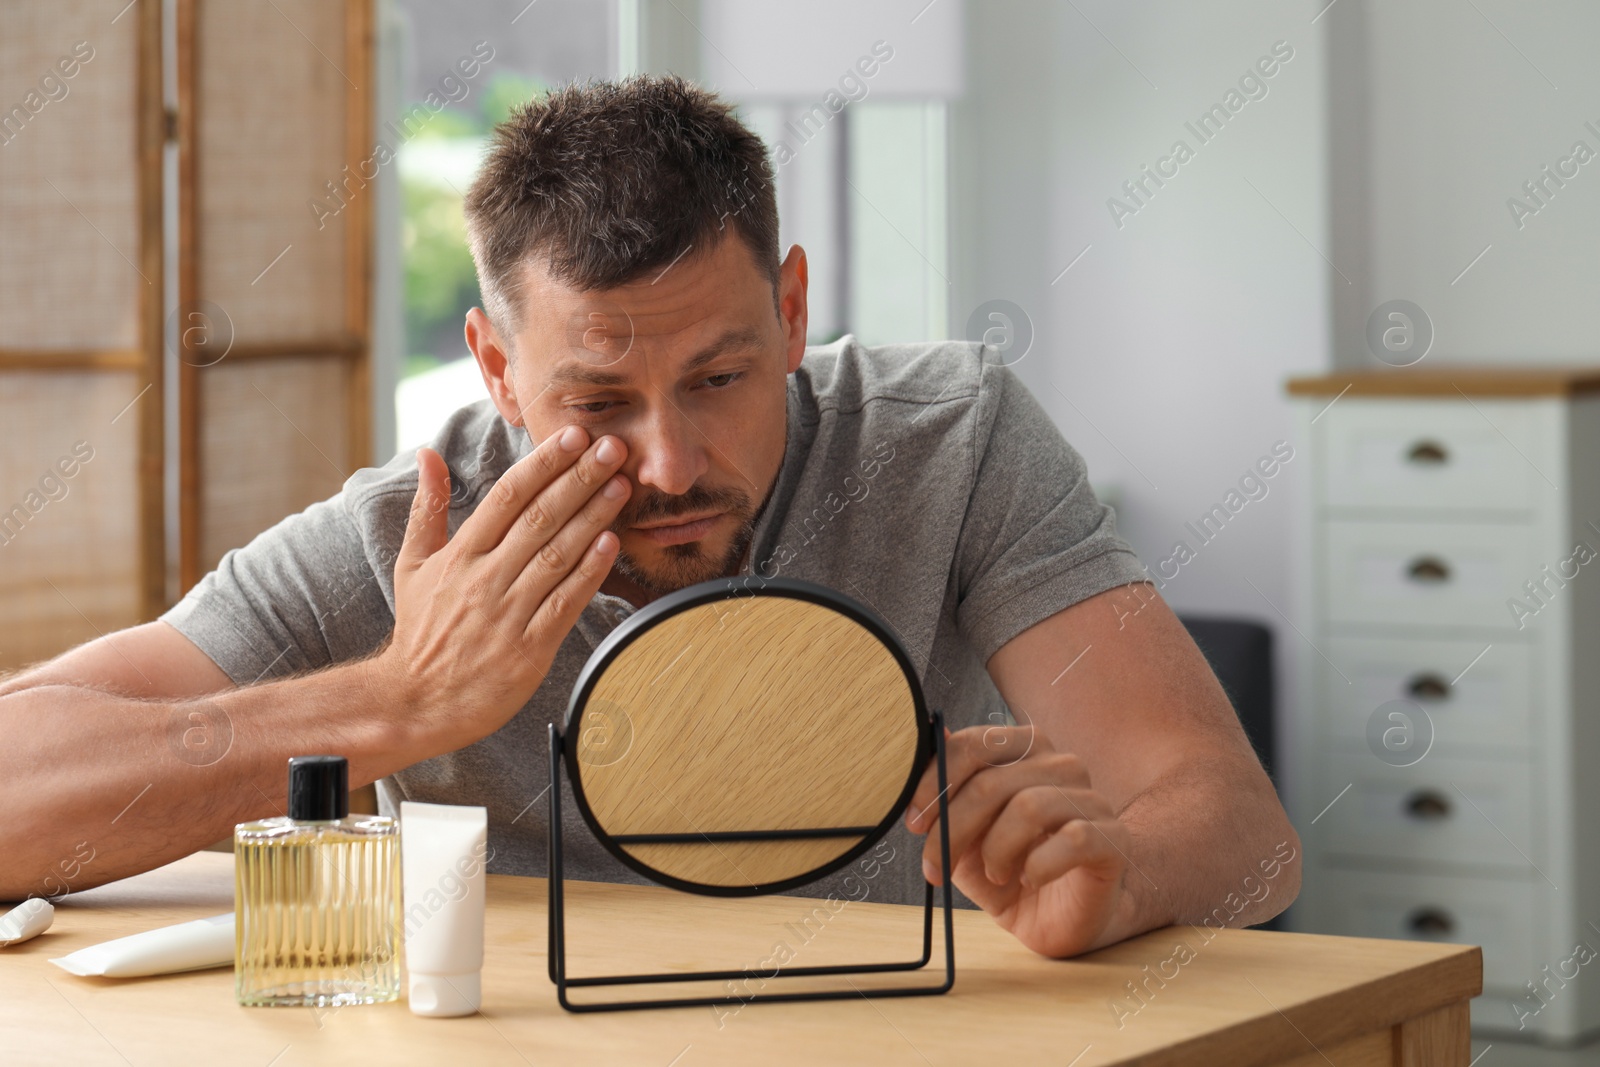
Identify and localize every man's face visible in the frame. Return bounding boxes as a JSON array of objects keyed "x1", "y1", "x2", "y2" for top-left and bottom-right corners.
[{"x1": 480, "y1": 235, "x2": 807, "y2": 598}]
